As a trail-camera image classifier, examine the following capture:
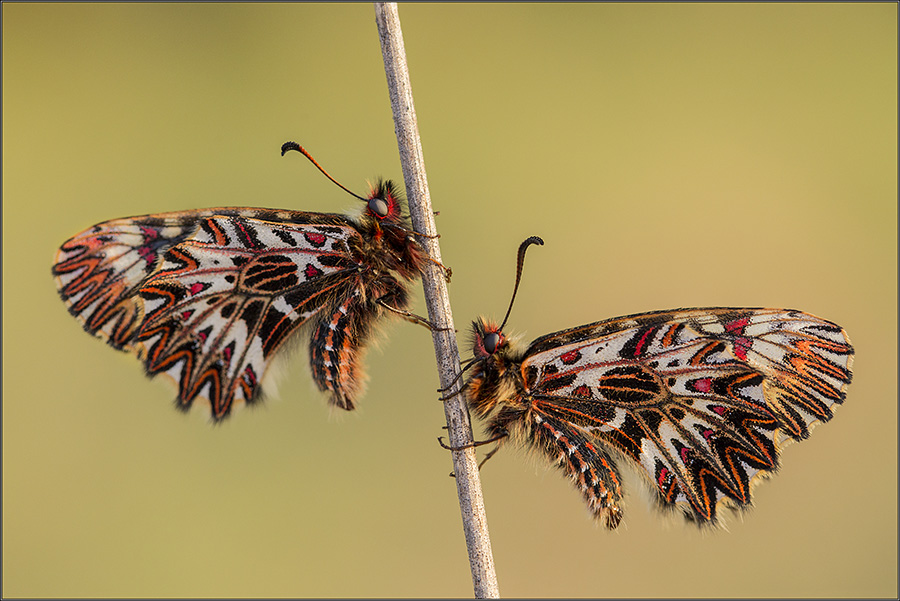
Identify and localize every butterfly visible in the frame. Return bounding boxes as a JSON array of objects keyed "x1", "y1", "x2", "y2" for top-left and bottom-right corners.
[
  {"x1": 459, "y1": 237, "x2": 854, "y2": 528},
  {"x1": 52, "y1": 142, "x2": 441, "y2": 420}
]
